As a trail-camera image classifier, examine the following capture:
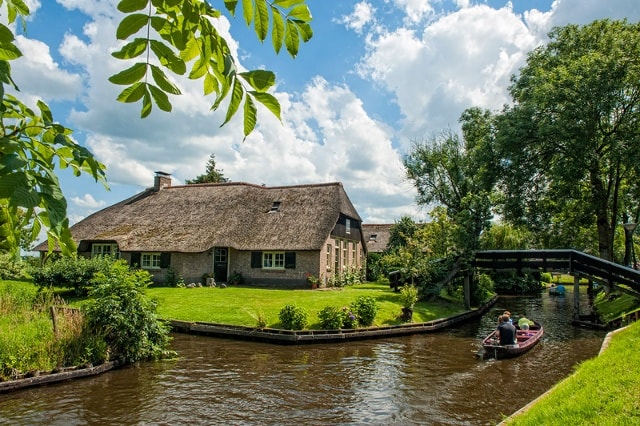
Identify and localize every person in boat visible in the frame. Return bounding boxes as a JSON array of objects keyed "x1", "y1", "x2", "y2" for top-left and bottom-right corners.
[
  {"x1": 497, "y1": 314, "x2": 517, "y2": 345},
  {"x1": 517, "y1": 316, "x2": 534, "y2": 330},
  {"x1": 497, "y1": 310, "x2": 512, "y2": 327}
]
